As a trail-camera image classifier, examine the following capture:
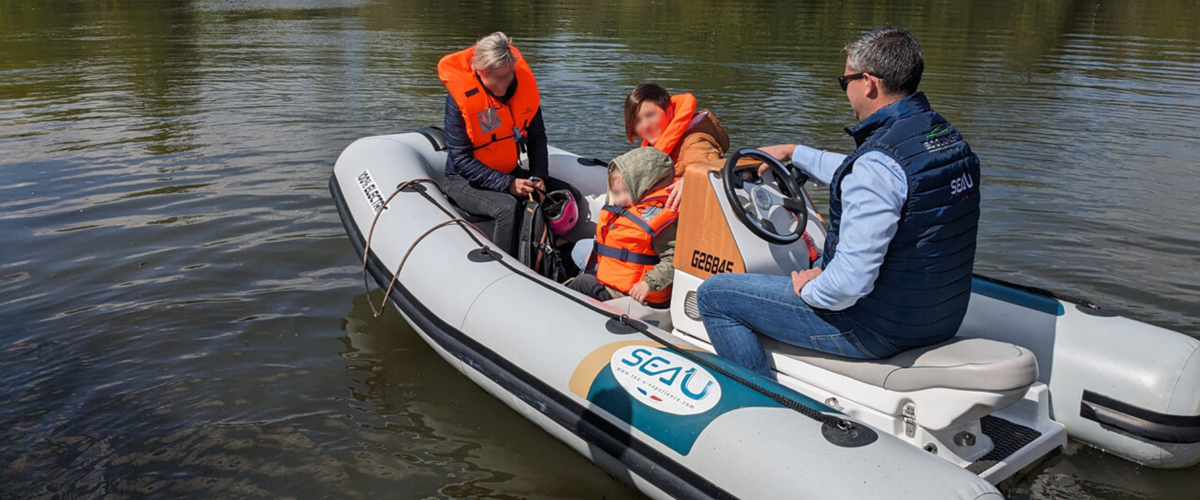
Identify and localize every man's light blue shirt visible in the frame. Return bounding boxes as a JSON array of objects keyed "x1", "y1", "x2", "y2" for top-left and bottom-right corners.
[{"x1": 791, "y1": 145, "x2": 908, "y2": 311}]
